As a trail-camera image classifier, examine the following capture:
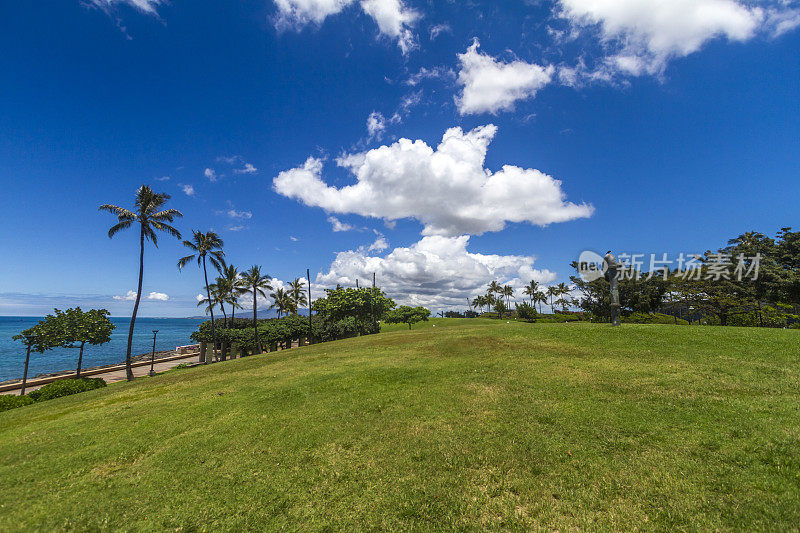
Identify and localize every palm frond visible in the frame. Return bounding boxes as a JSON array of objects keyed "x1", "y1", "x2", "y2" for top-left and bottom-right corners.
[
  {"x1": 177, "y1": 255, "x2": 196, "y2": 270},
  {"x1": 107, "y1": 221, "x2": 133, "y2": 239},
  {"x1": 98, "y1": 204, "x2": 137, "y2": 220},
  {"x1": 151, "y1": 221, "x2": 182, "y2": 240},
  {"x1": 151, "y1": 208, "x2": 183, "y2": 222}
]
